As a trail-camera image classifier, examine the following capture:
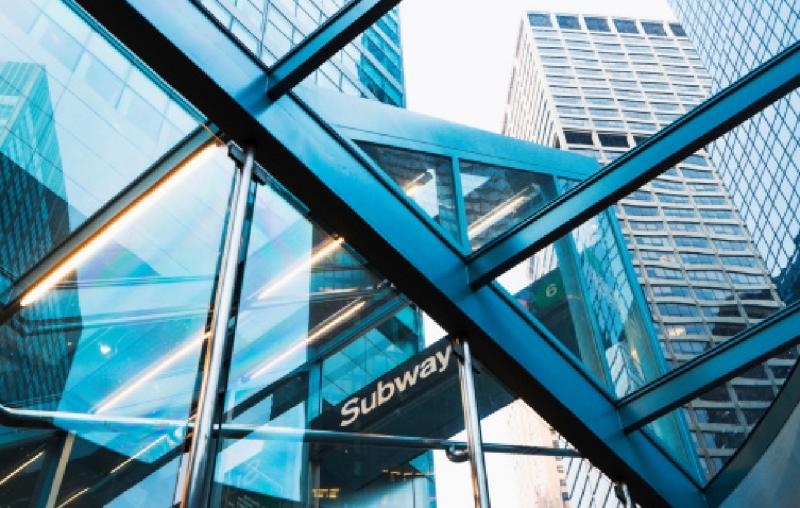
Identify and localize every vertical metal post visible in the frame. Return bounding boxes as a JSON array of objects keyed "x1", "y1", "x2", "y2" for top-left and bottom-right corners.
[
  {"x1": 43, "y1": 432, "x2": 76, "y2": 508},
  {"x1": 456, "y1": 338, "x2": 491, "y2": 508},
  {"x1": 179, "y1": 145, "x2": 254, "y2": 508}
]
